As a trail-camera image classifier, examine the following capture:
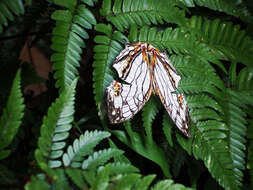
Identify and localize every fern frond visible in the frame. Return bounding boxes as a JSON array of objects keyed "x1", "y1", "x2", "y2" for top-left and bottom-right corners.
[
  {"x1": 101, "y1": 0, "x2": 186, "y2": 31},
  {"x1": 35, "y1": 79, "x2": 77, "y2": 172},
  {"x1": 51, "y1": 1, "x2": 96, "y2": 92},
  {"x1": 127, "y1": 25, "x2": 237, "y2": 189},
  {"x1": 109, "y1": 139, "x2": 132, "y2": 164},
  {"x1": 65, "y1": 168, "x2": 88, "y2": 189},
  {"x1": 191, "y1": 122, "x2": 238, "y2": 190},
  {"x1": 113, "y1": 121, "x2": 171, "y2": 178},
  {"x1": 188, "y1": 16, "x2": 253, "y2": 67},
  {"x1": 82, "y1": 148, "x2": 124, "y2": 169},
  {"x1": 247, "y1": 120, "x2": 253, "y2": 189},
  {"x1": 219, "y1": 89, "x2": 248, "y2": 187},
  {"x1": 94, "y1": 164, "x2": 111, "y2": 190},
  {"x1": 101, "y1": 162, "x2": 139, "y2": 176},
  {"x1": 52, "y1": 168, "x2": 70, "y2": 189},
  {"x1": 114, "y1": 173, "x2": 142, "y2": 189},
  {"x1": 142, "y1": 97, "x2": 161, "y2": 140},
  {"x1": 171, "y1": 58, "x2": 239, "y2": 189},
  {"x1": 95, "y1": 162, "x2": 140, "y2": 190},
  {"x1": 0, "y1": 69, "x2": 24, "y2": 160},
  {"x1": 171, "y1": 55, "x2": 225, "y2": 87},
  {"x1": 162, "y1": 113, "x2": 174, "y2": 147},
  {"x1": 62, "y1": 130, "x2": 111, "y2": 167},
  {"x1": 0, "y1": 0, "x2": 24, "y2": 33},
  {"x1": 129, "y1": 25, "x2": 225, "y2": 72},
  {"x1": 170, "y1": 55, "x2": 225, "y2": 98},
  {"x1": 134, "y1": 175, "x2": 156, "y2": 190},
  {"x1": 25, "y1": 176, "x2": 51, "y2": 190},
  {"x1": 237, "y1": 67, "x2": 253, "y2": 91},
  {"x1": 178, "y1": 0, "x2": 250, "y2": 18},
  {"x1": 28, "y1": 162, "x2": 193, "y2": 190},
  {"x1": 93, "y1": 23, "x2": 127, "y2": 117},
  {"x1": 151, "y1": 179, "x2": 193, "y2": 190},
  {"x1": 187, "y1": 94, "x2": 223, "y2": 113}
]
